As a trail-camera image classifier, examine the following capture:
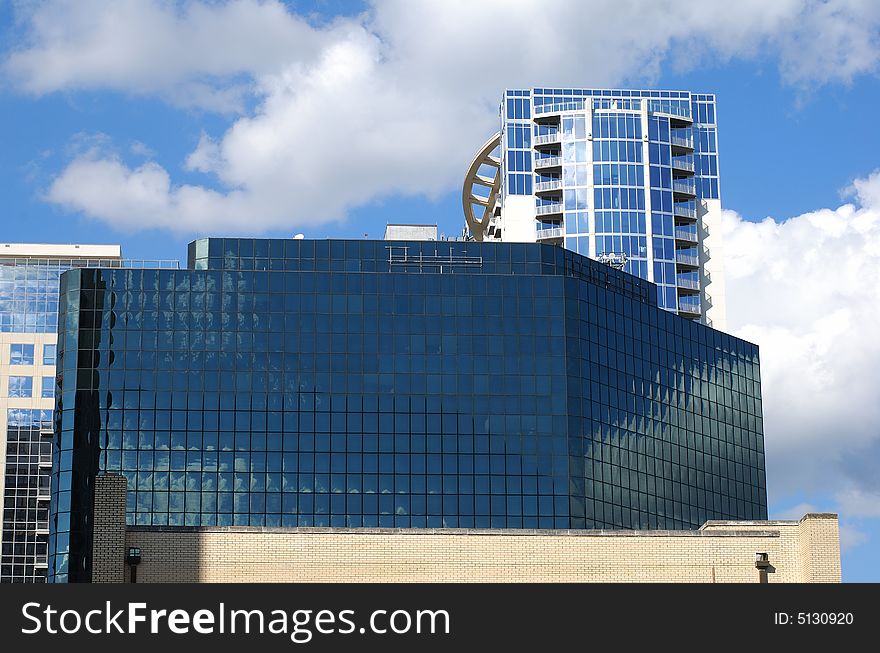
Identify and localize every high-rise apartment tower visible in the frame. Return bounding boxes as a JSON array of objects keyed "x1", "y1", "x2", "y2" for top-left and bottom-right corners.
[{"x1": 463, "y1": 88, "x2": 726, "y2": 328}]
